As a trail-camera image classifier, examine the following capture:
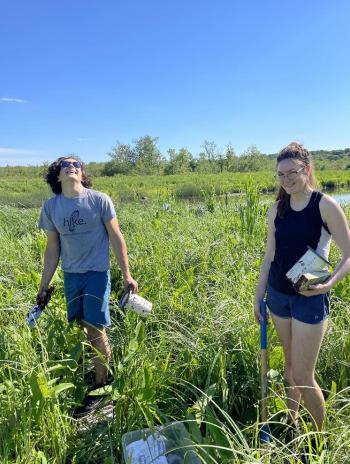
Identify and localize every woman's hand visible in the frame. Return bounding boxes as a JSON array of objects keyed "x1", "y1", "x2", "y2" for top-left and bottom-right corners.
[
  {"x1": 299, "y1": 282, "x2": 331, "y2": 297},
  {"x1": 254, "y1": 299, "x2": 269, "y2": 324}
]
